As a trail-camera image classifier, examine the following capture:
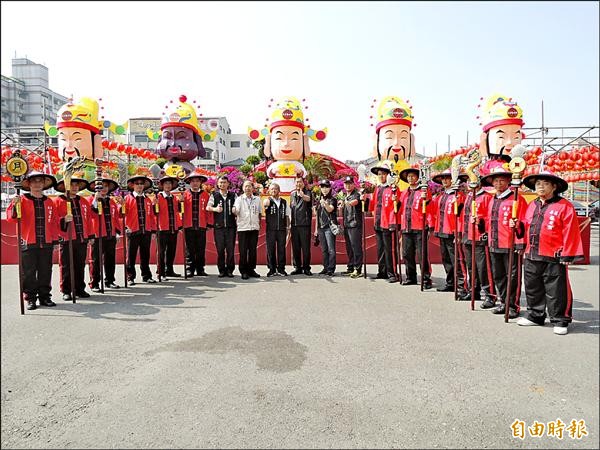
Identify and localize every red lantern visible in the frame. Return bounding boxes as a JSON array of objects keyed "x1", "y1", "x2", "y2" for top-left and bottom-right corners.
[{"x1": 559, "y1": 152, "x2": 568, "y2": 161}]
